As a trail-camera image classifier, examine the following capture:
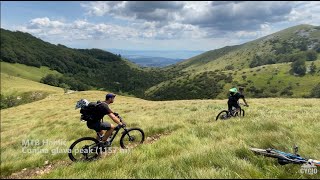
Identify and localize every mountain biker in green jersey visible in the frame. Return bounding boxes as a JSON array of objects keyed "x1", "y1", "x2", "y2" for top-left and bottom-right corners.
[{"x1": 228, "y1": 87, "x2": 249, "y2": 116}]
